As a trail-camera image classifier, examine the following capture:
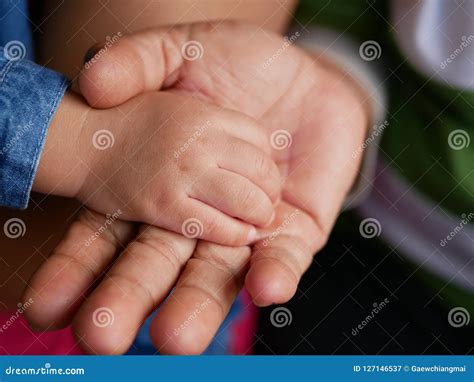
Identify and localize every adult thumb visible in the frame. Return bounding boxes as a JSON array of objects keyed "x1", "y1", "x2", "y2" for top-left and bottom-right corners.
[{"x1": 78, "y1": 25, "x2": 192, "y2": 108}]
